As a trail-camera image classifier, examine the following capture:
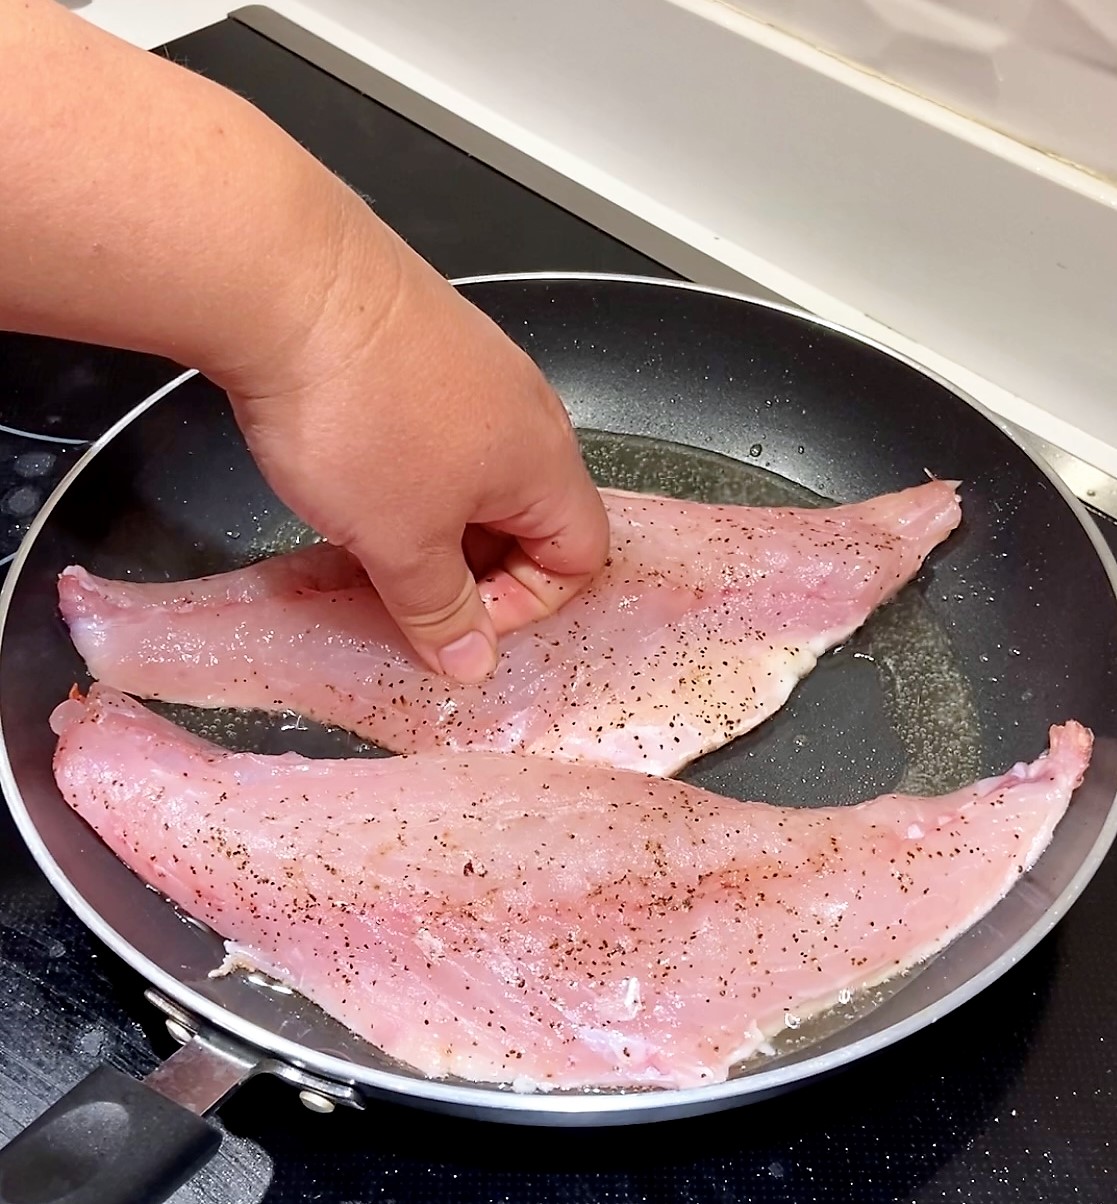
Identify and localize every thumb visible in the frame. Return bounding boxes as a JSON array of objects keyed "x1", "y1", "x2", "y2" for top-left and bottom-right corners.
[{"x1": 356, "y1": 538, "x2": 499, "y2": 684}]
